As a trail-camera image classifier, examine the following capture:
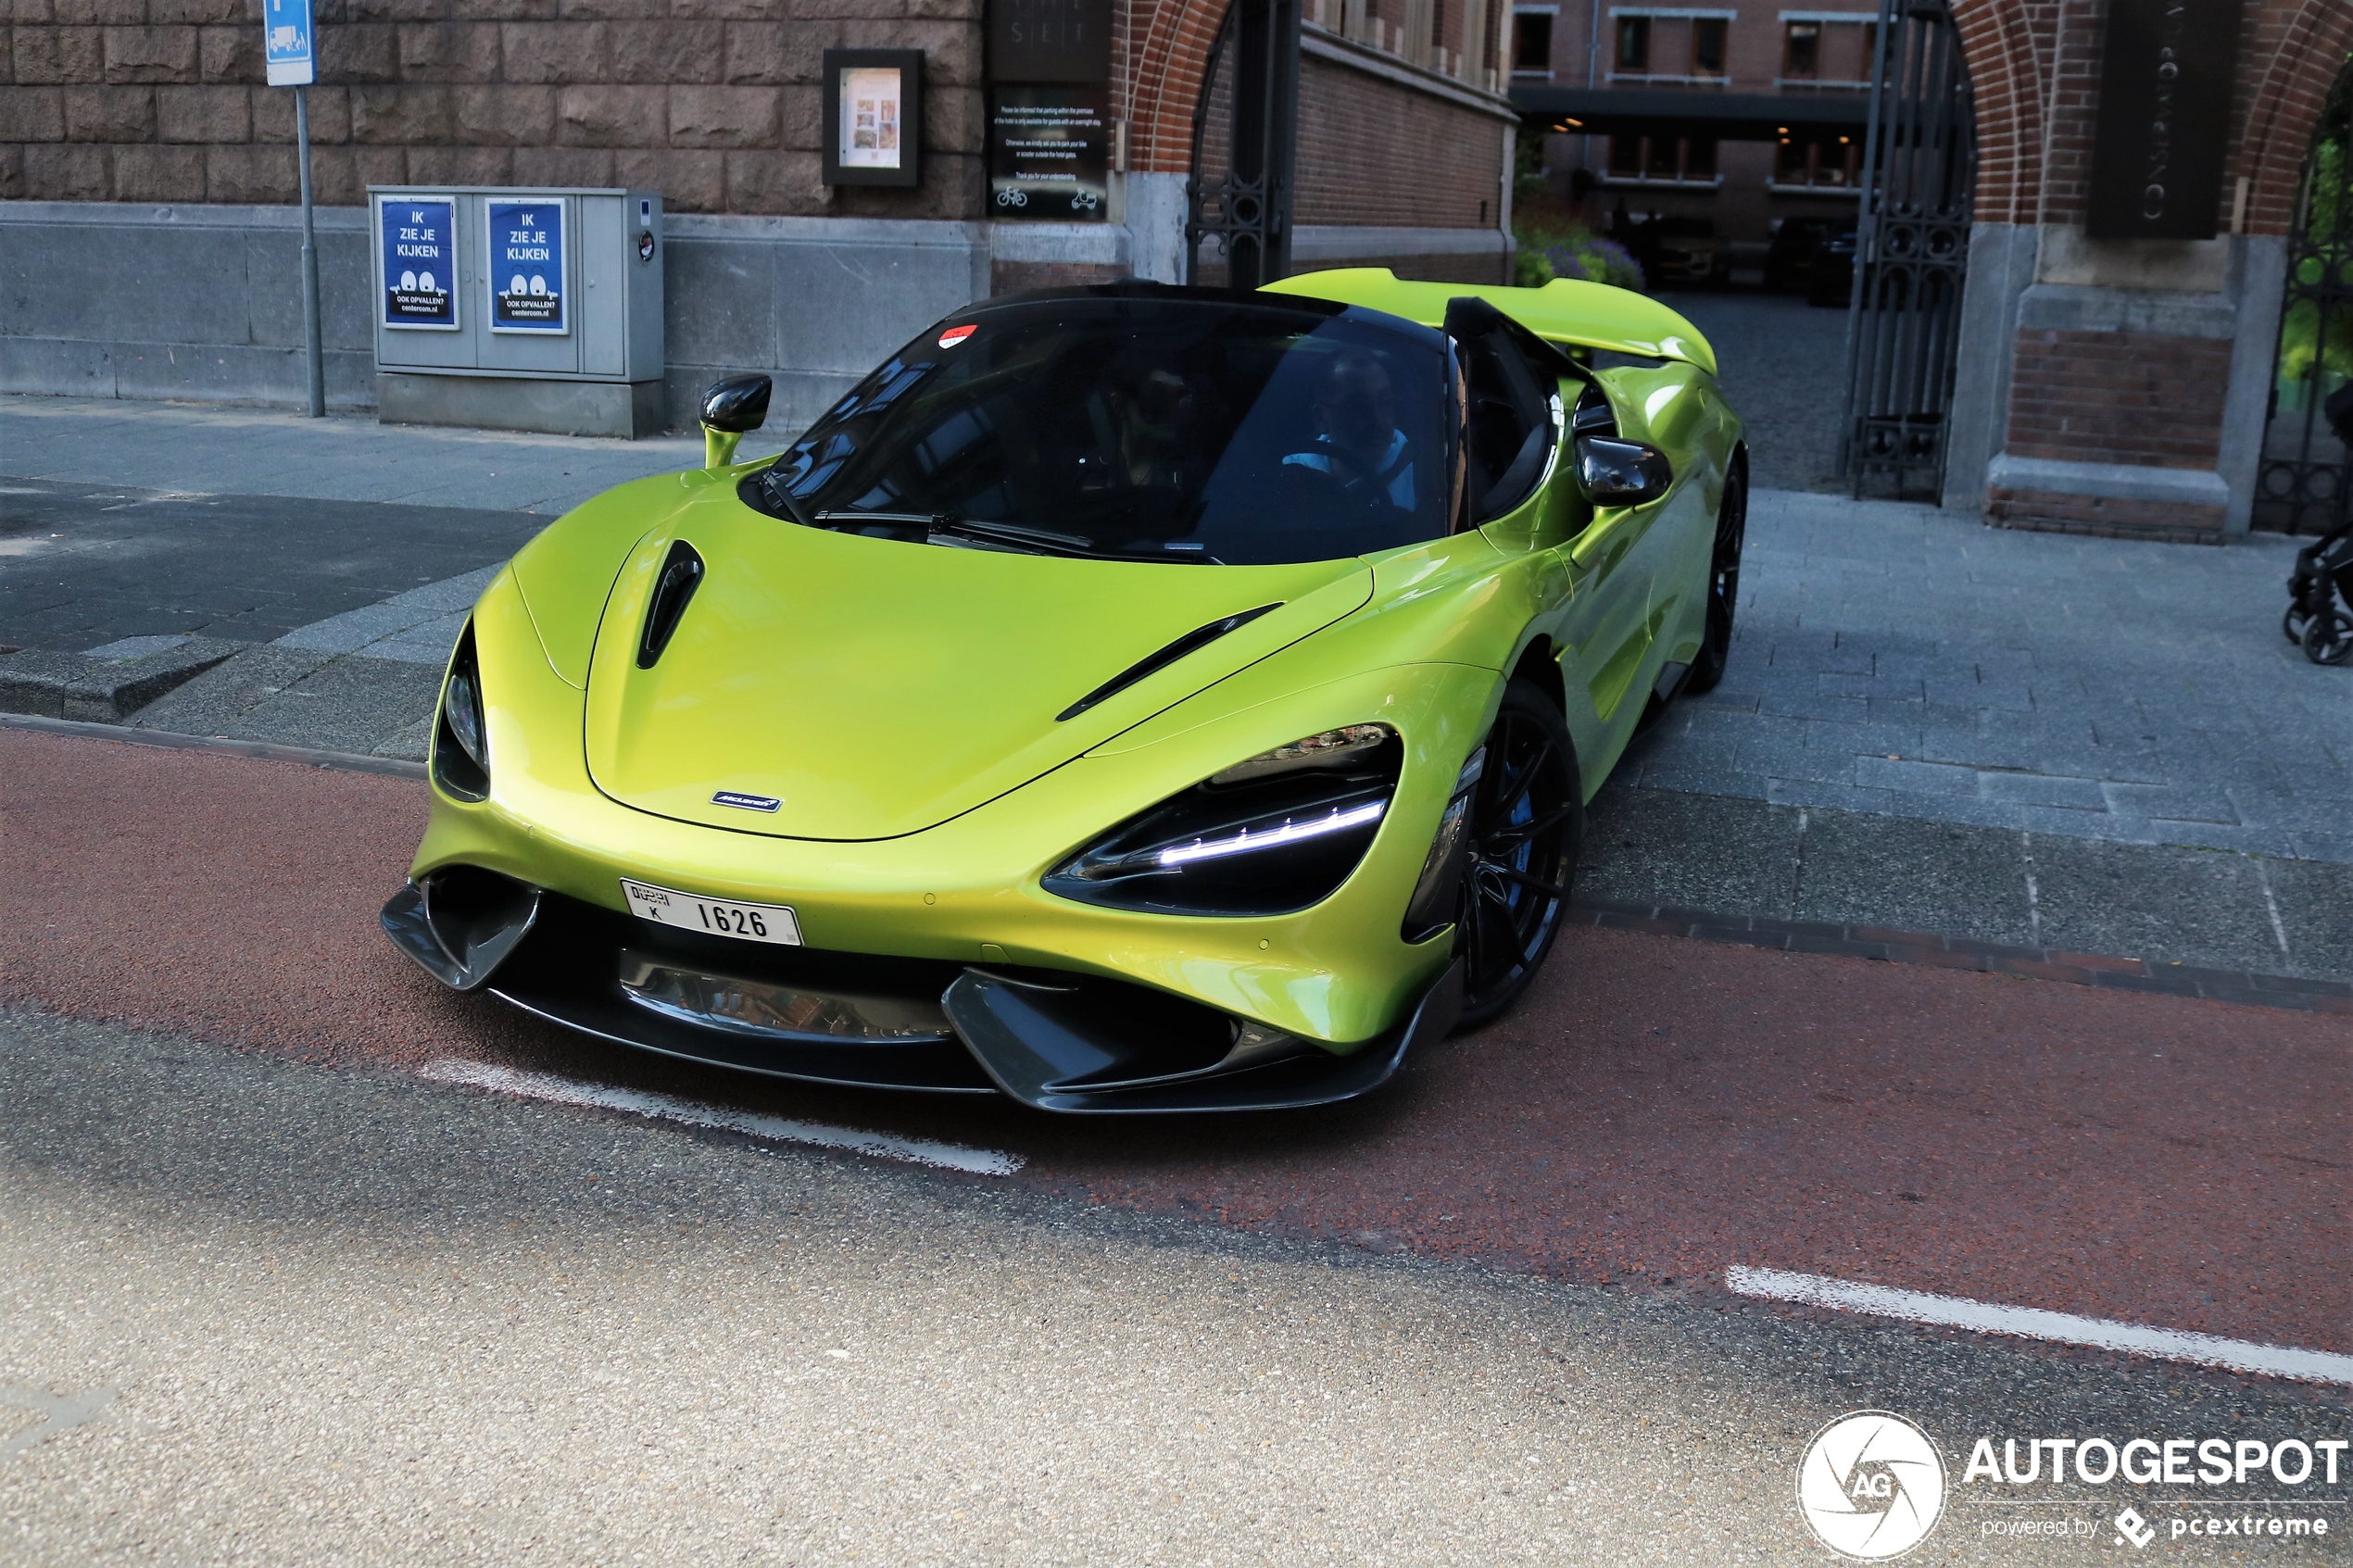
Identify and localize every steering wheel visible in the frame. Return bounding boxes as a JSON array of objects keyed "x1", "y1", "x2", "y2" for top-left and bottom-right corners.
[{"x1": 1283, "y1": 445, "x2": 1382, "y2": 490}]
